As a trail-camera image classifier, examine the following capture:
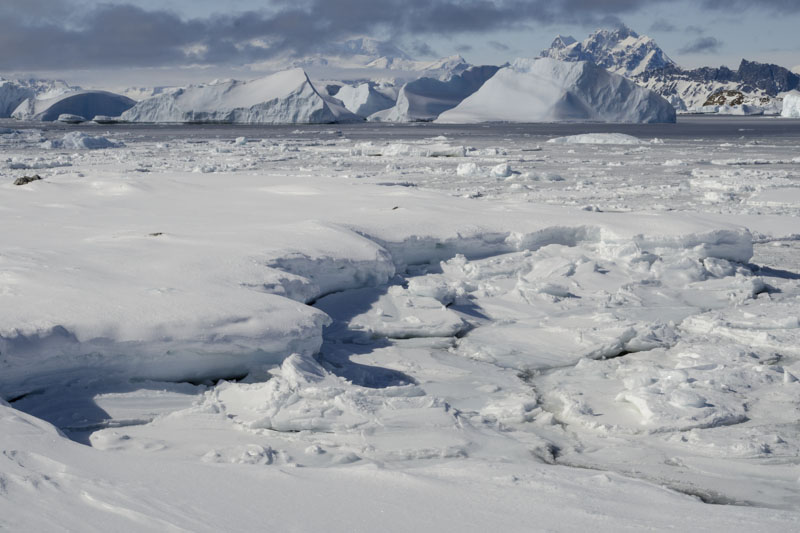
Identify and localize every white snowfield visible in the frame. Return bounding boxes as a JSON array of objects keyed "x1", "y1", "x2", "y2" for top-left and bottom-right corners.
[
  {"x1": 781, "y1": 91, "x2": 800, "y2": 117},
  {"x1": 11, "y1": 90, "x2": 135, "y2": 121},
  {"x1": 437, "y1": 58, "x2": 676, "y2": 124},
  {"x1": 1, "y1": 121, "x2": 800, "y2": 530},
  {"x1": 121, "y1": 69, "x2": 362, "y2": 124}
]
